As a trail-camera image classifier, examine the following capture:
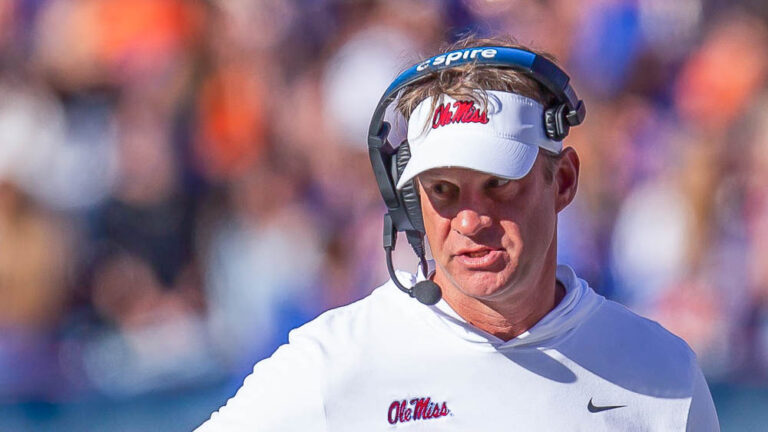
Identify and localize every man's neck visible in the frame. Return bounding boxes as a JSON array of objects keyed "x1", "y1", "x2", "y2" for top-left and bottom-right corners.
[{"x1": 436, "y1": 267, "x2": 566, "y2": 342}]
